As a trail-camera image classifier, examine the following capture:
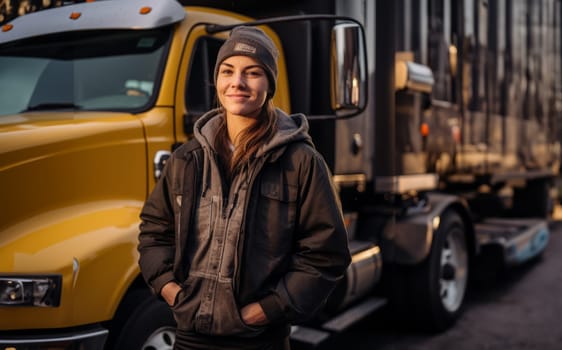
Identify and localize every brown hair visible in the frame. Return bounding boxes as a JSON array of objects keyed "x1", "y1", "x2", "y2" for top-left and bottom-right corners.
[{"x1": 214, "y1": 100, "x2": 277, "y2": 178}]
